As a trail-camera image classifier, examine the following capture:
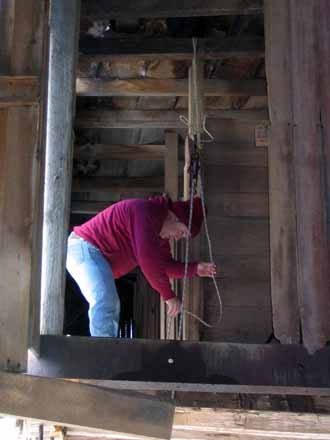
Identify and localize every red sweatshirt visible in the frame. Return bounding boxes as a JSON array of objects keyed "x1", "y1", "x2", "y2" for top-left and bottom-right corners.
[{"x1": 73, "y1": 197, "x2": 198, "y2": 300}]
